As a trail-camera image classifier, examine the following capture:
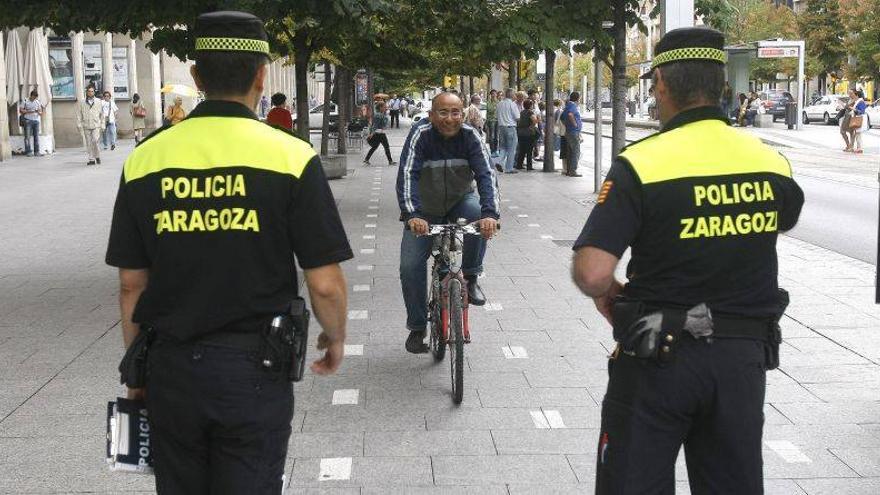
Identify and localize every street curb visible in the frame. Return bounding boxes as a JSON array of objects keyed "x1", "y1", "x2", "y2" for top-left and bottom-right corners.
[{"x1": 581, "y1": 116, "x2": 793, "y2": 148}]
